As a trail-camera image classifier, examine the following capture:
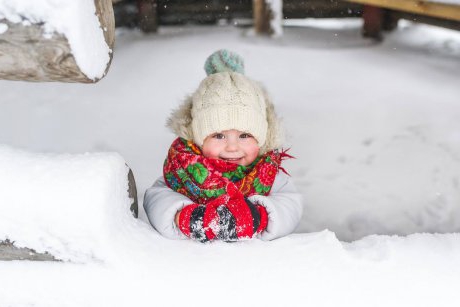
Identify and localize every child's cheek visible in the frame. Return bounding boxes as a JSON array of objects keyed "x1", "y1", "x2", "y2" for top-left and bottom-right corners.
[
  {"x1": 246, "y1": 146, "x2": 260, "y2": 165},
  {"x1": 201, "y1": 142, "x2": 220, "y2": 160}
]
